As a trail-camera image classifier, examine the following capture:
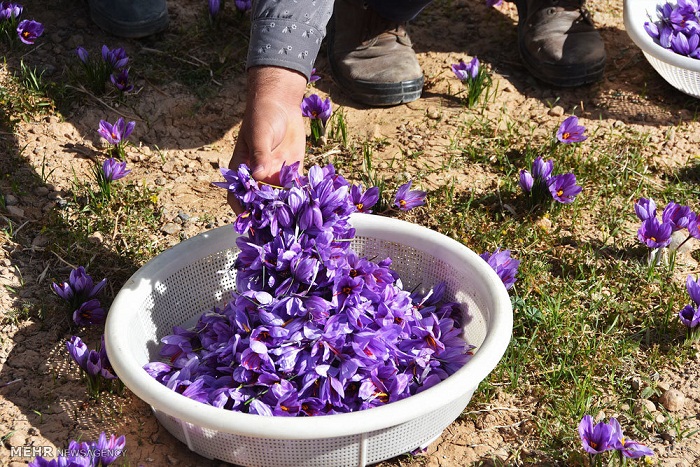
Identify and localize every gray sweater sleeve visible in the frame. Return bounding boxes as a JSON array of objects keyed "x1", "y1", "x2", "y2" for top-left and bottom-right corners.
[{"x1": 247, "y1": 0, "x2": 335, "y2": 81}]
